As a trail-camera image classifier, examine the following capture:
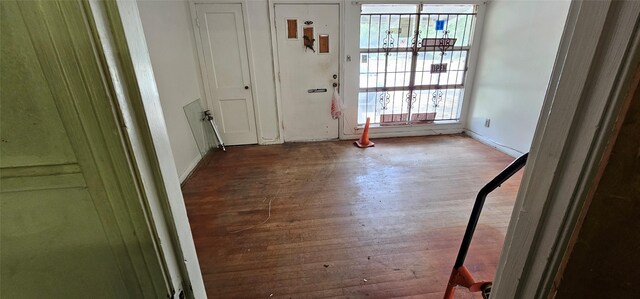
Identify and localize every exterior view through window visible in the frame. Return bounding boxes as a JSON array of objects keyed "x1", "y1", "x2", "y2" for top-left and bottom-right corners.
[{"x1": 359, "y1": 4, "x2": 477, "y2": 125}]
